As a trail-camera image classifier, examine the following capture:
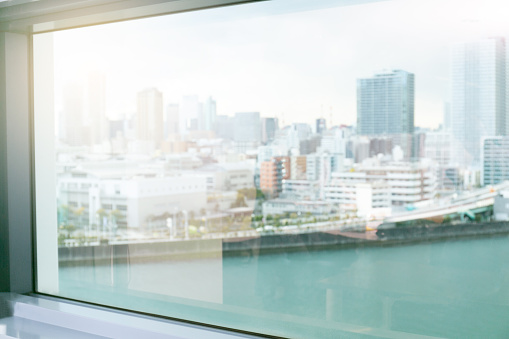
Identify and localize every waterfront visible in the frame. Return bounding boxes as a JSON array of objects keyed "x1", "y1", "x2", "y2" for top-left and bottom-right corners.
[{"x1": 59, "y1": 234, "x2": 509, "y2": 338}]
